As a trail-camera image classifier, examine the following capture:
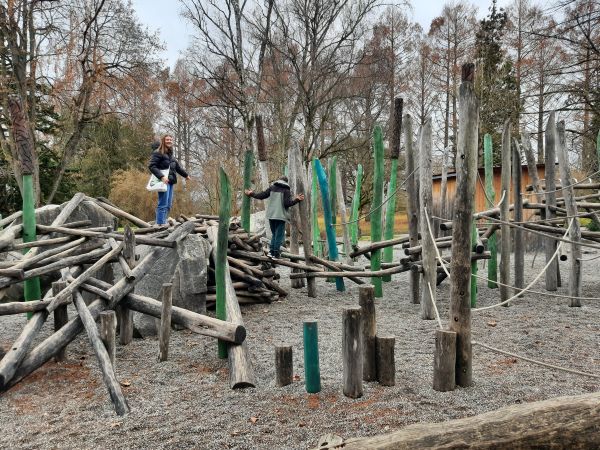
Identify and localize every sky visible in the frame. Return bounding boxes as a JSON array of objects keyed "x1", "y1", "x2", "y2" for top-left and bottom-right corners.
[{"x1": 131, "y1": 0, "x2": 513, "y2": 69}]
